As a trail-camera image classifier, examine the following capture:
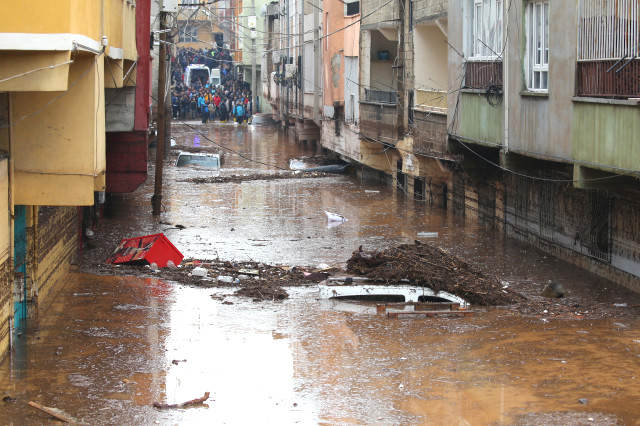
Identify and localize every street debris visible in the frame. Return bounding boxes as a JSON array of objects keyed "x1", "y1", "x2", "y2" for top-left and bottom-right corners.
[
  {"x1": 191, "y1": 267, "x2": 208, "y2": 277},
  {"x1": 179, "y1": 171, "x2": 331, "y2": 184},
  {"x1": 346, "y1": 242, "x2": 524, "y2": 306},
  {"x1": 153, "y1": 392, "x2": 210, "y2": 409},
  {"x1": 417, "y1": 232, "x2": 438, "y2": 238},
  {"x1": 325, "y1": 211, "x2": 347, "y2": 222},
  {"x1": 2, "y1": 395, "x2": 16, "y2": 403},
  {"x1": 28, "y1": 401, "x2": 81, "y2": 423},
  {"x1": 234, "y1": 284, "x2": 289, "y2": 301},
  {"x1": 542, "y1": 281, "x2": 566, "y2": 298},
  {"x1": 105, "y1": 233, "x2": 184, "y2": 268}
]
